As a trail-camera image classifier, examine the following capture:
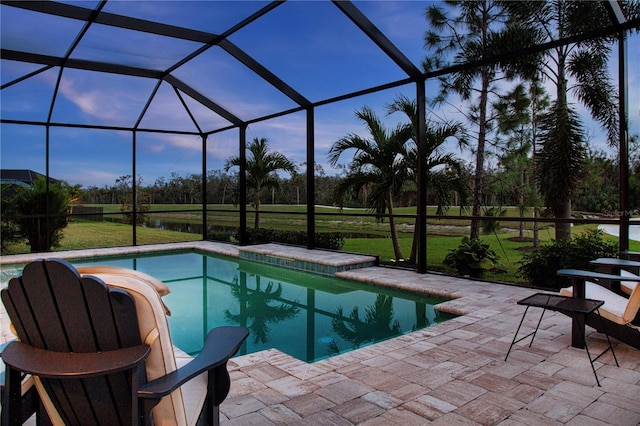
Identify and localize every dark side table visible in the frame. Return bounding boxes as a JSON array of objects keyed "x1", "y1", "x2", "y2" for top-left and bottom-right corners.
[{"x1": 505, "y1": 292, "x2": 618, "y2": 386}]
